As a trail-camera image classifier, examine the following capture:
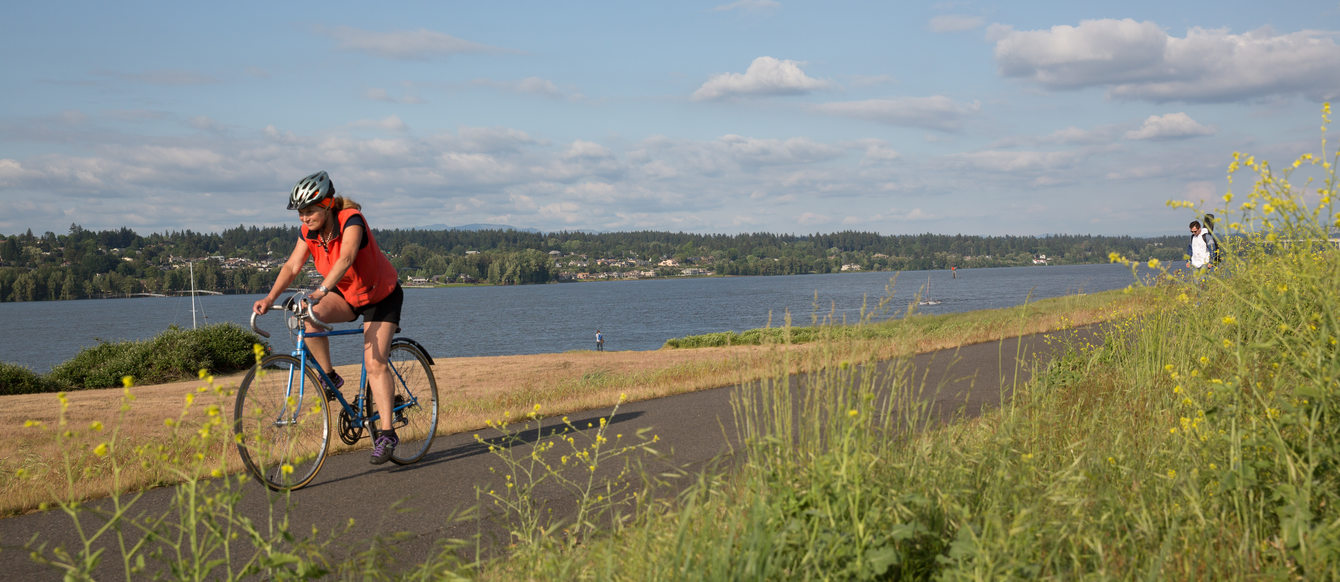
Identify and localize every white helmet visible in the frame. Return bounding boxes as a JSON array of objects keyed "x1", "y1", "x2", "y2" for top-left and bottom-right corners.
[{"x1": 288, "y1": 171, "x2": 335, "y2": 210}]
